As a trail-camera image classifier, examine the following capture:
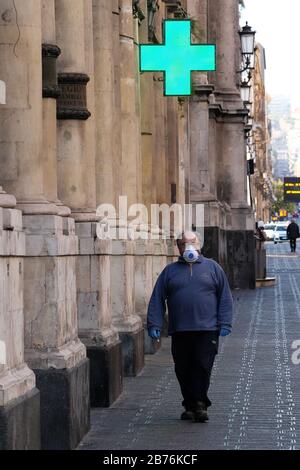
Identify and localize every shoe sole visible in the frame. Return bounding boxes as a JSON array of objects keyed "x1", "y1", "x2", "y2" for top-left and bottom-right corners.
[
  {"x1": 193, "y1": 412, "x2": 209, "y2": 423},
  {"x1": 181, "y1": 412, "x2": 195, "y2": 421}
]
